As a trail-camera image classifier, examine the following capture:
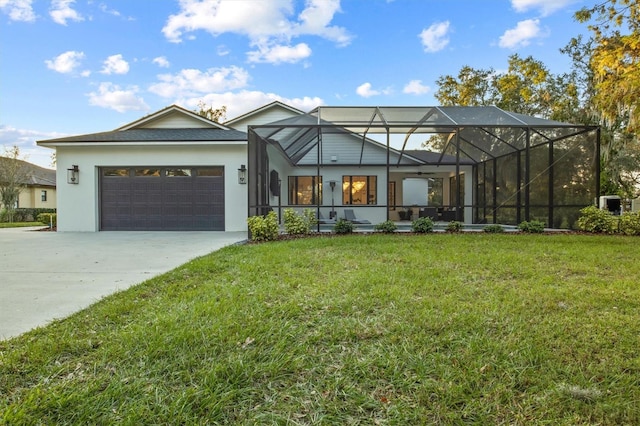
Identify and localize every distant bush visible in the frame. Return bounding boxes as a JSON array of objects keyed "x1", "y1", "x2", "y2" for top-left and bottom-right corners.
[
  {"x1": 483, "y1": 224, "x2": 505, "y2": 233},
  {"x1": 618, "y1": 212, "x2": 640, "y2": 236},
  {"x1": 37, "y1": 213, "x2": 57, "y2": 227},
  {"x1": 576, "y1": 206, "x2": 616, "y2": 234},
  {"x1": 518, "y1": 220, "x2": 545, "y2": 233},
  {"x1": 247, "y1": 211, "x2": 279, "y2": 241},
  {"x1": 283, "y1": 208, "x2": 316, "y2": 235},
  {"x1": 5, "y1": 208, "x2": 56, "y2": 223},
  {"x1": 411, "y1": 217, "x2": 434, "y2": 233},
  {"x1": 446, "y1": 221, "x2": 463, "y2": 233},
  {"x1": 334, "y1": 218, "x2": 354, "y2": 234},
  {"x1": 374, "y1": 220, "x2": 398, "y2": 233}
]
